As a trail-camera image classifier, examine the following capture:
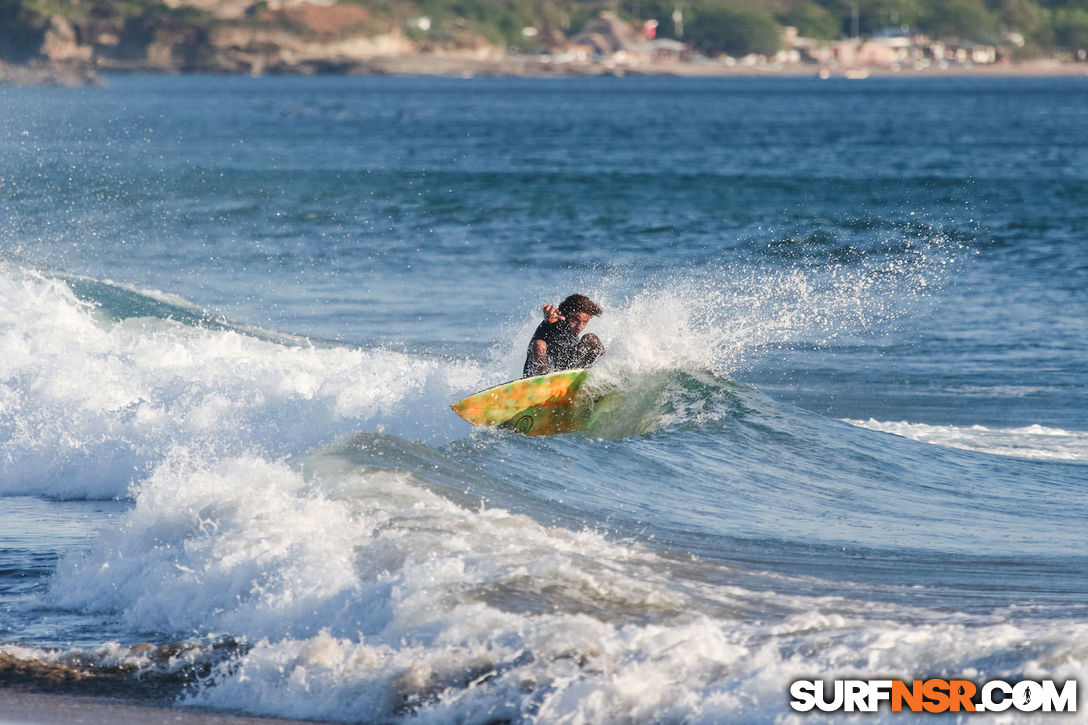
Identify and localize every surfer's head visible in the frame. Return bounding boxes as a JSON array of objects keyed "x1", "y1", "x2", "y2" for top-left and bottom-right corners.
[{"x1": 558, "y1": 294, "x2": 602, "y2": 335}]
